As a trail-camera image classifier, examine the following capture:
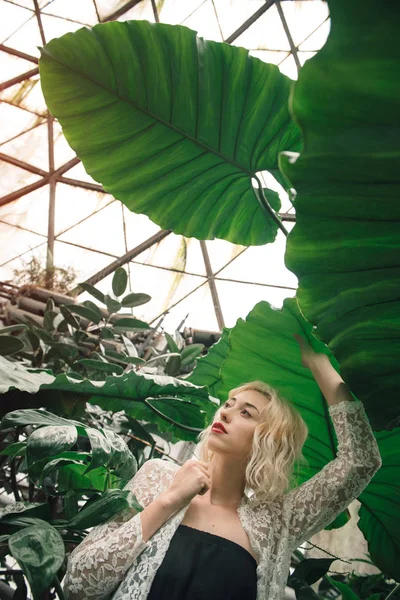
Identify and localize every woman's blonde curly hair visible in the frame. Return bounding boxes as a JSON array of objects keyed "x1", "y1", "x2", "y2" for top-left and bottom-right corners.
[{"x1": 196, "y1": 381, "x2": 309, "y2": 502}]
